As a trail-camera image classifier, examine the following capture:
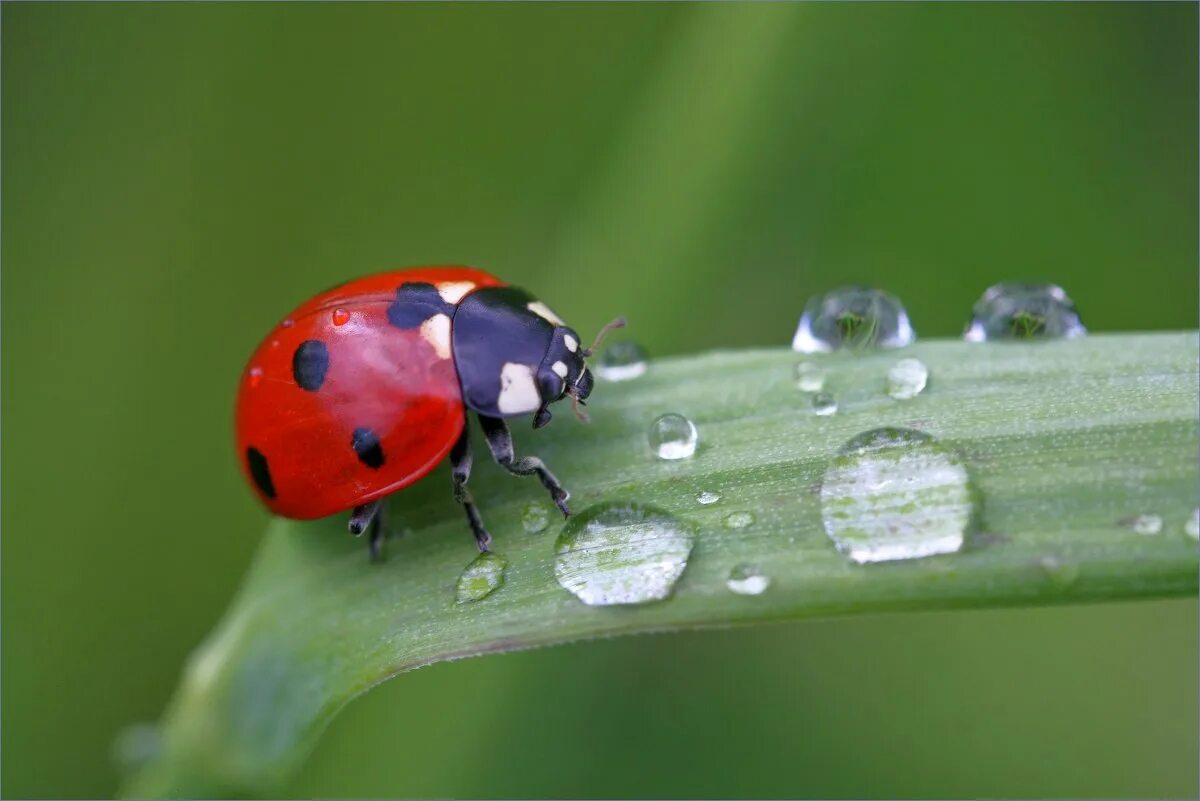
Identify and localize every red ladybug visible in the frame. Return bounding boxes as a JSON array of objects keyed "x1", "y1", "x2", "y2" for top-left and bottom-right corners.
[{"x1": 235, "y1": 266, "x2": 621, "y2": 559}]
